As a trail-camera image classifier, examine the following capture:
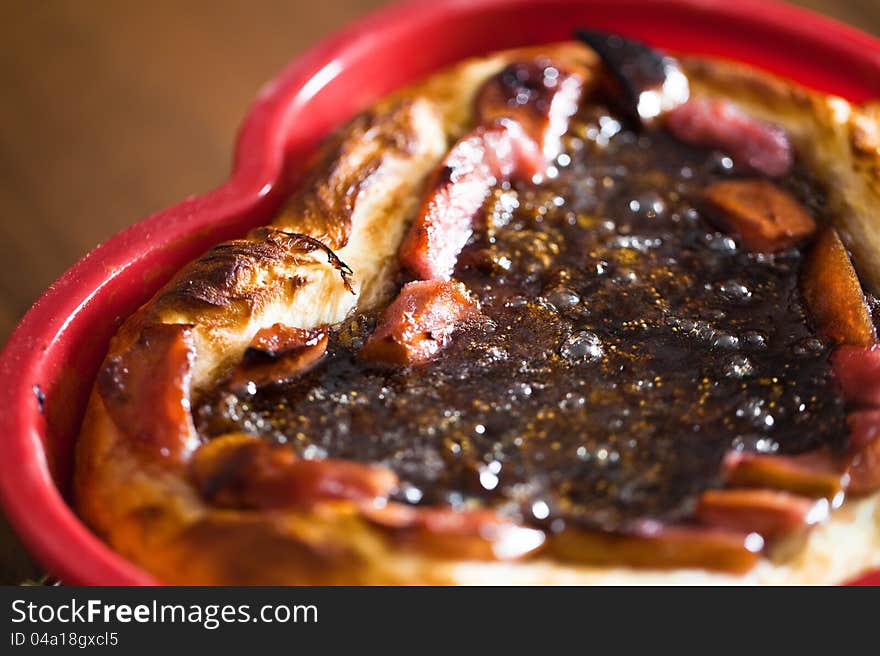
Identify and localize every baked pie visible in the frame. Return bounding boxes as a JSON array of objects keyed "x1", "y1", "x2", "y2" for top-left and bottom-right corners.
[{"x1": 75, "y1": 32, "x2": 880, "y2": 584}]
